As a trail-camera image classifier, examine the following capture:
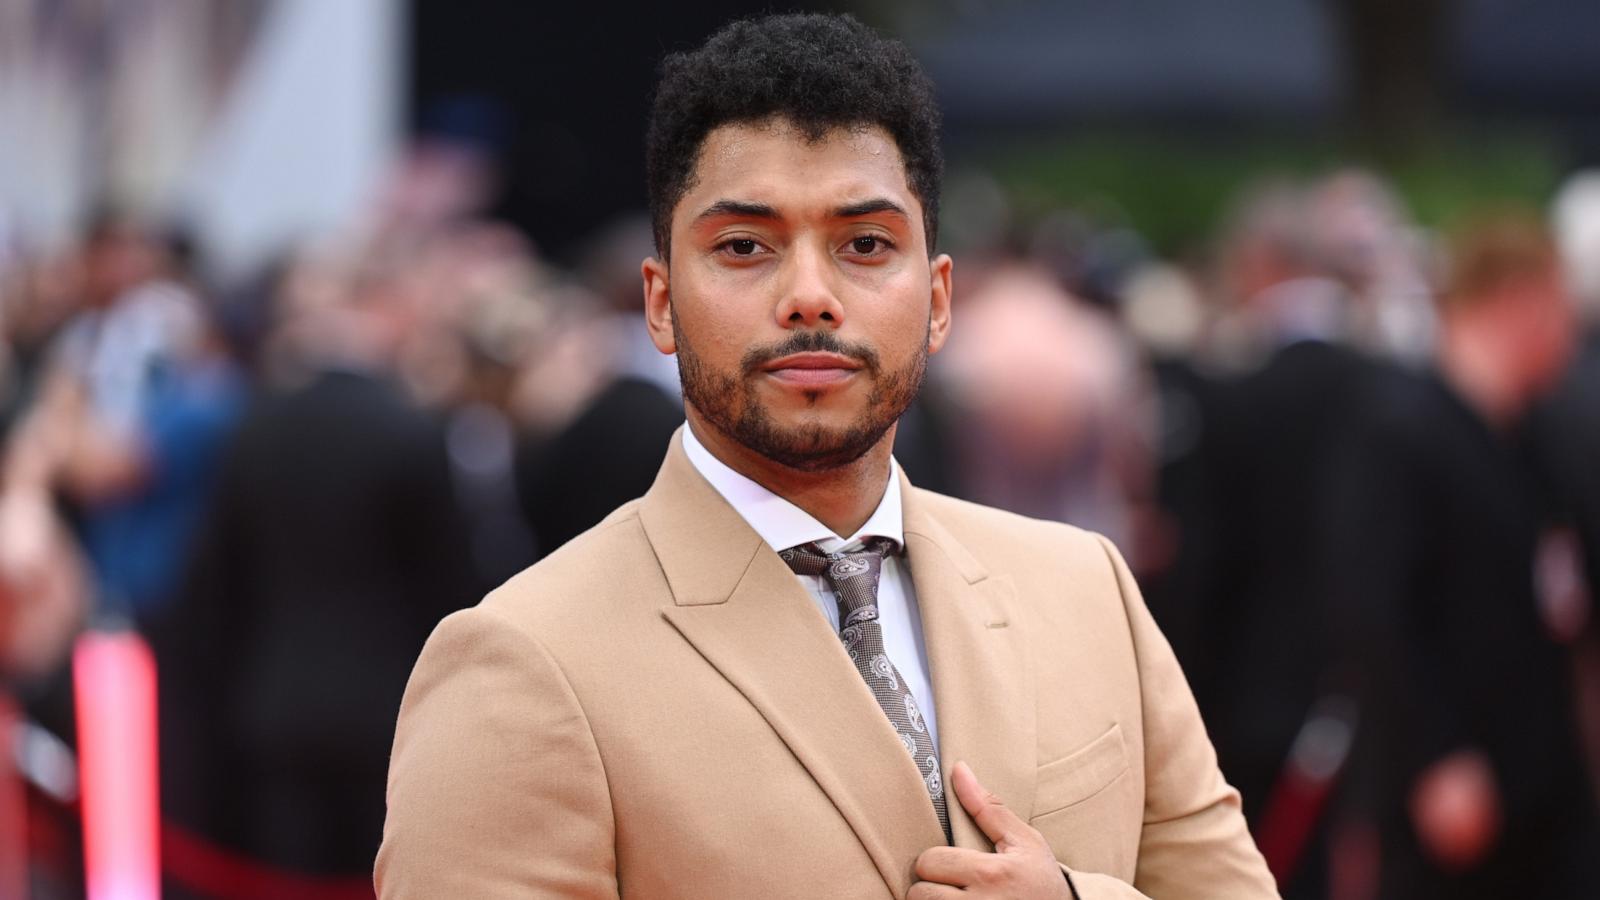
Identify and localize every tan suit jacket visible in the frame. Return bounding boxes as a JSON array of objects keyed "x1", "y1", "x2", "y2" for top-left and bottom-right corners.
[{"x1": 377, "y1": 431, "x2": 1278, "y2": 898}]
